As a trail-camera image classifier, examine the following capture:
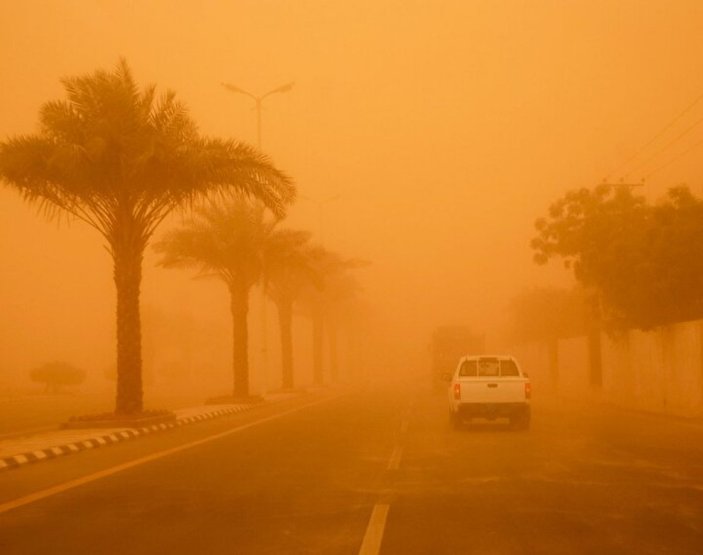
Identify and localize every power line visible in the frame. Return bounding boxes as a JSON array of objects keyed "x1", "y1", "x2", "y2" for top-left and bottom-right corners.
[
  {"x1": 645, "y1": 136, "x2": 703, "y2": 180},
  {"x1": 625, "y1": 113, "x2": 703, "y2": 179},
  {"x1": 606, "y1": 90, "x2": 703, "y2": 180}
]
